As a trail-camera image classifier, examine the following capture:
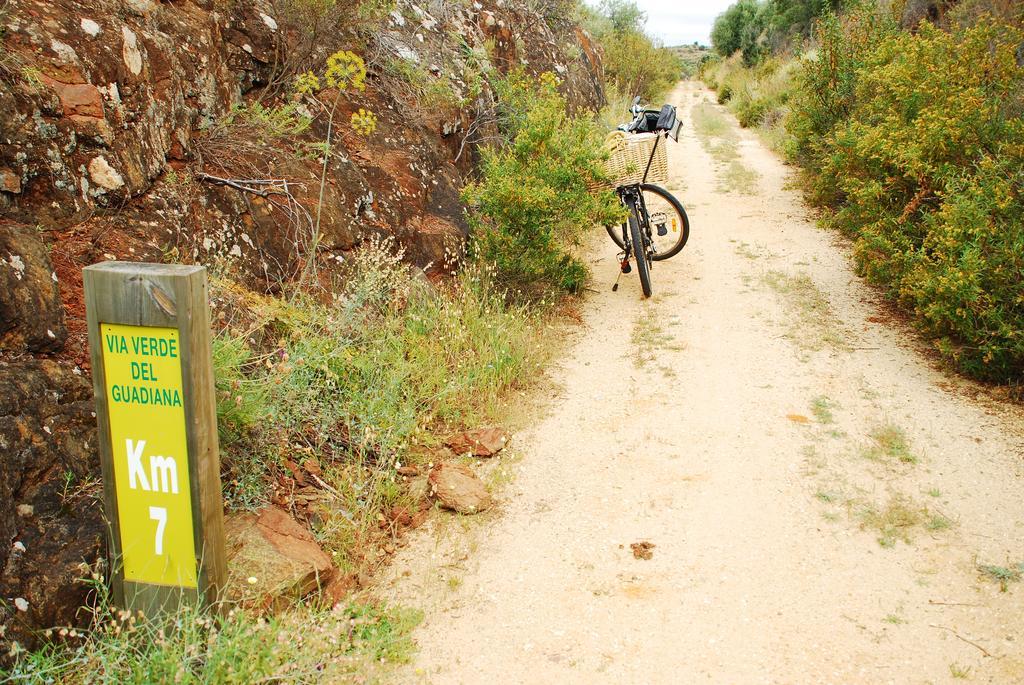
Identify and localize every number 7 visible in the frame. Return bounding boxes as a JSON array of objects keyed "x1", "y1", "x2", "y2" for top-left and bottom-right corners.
[{"x1": 149, "y1": 506, "x2": 167, "y2": 555}]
